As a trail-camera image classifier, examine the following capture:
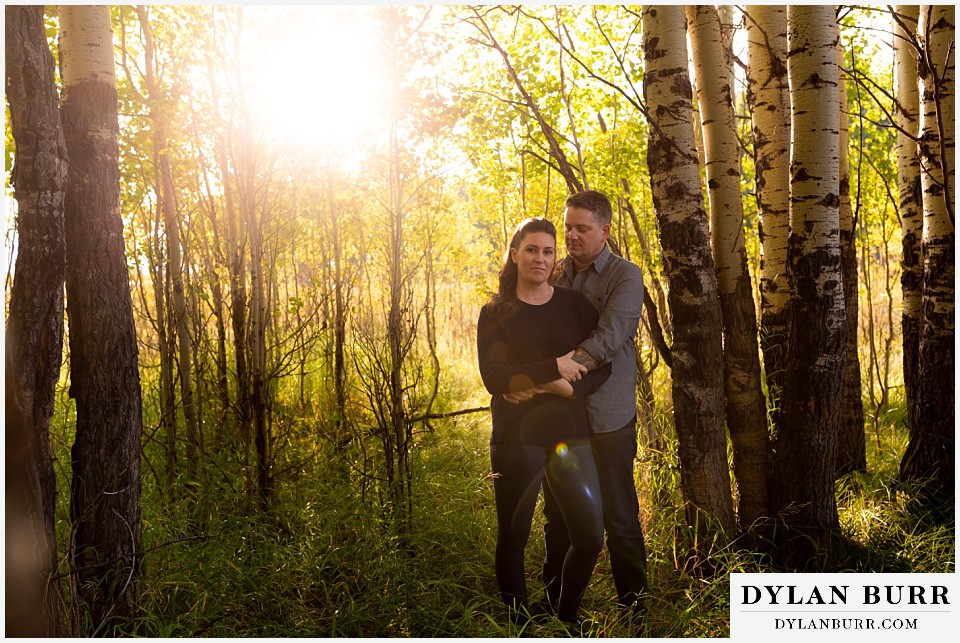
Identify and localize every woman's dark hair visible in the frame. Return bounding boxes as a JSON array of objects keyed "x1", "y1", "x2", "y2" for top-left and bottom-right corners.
[{"x1": 488, "y1": 217, "x2": 557, "y2": 318}]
